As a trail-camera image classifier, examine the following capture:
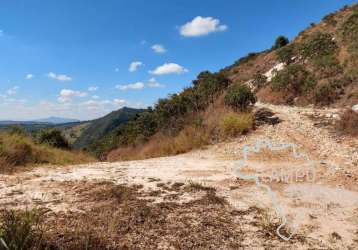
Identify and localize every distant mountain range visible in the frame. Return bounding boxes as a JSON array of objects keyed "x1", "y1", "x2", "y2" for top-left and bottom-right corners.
[
  {"x1": 33, "y1": 117, "x2": 80, "y2": 124},
  {"x1": 0, "y1": 117, "x2": 80, "y2": 125}
]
